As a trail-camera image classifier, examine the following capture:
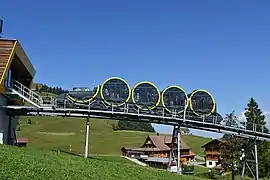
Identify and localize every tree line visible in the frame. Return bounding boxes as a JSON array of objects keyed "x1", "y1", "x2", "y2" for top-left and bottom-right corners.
[
  {"x1": 113, "y1": 120, "x2": 156, "y2": 132},
  {"x1": 34, "y1": 83, "x2": 68, "y2": 95},
  {"x1": 113, "y1": 120, "x2": 191, "y2": 134}
]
